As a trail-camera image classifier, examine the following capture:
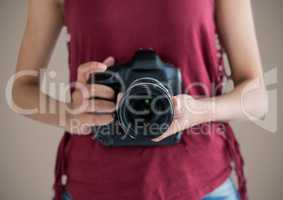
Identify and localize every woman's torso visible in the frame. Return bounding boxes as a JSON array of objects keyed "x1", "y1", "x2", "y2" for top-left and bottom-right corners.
[{"x1": 55, "y1": 1, "x2": 234, "y2": 200}]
